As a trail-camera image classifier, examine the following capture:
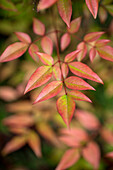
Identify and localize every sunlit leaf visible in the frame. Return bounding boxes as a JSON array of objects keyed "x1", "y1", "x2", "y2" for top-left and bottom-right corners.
[
  {"x1": 97, "y1": 46, "x2": 113, "y2": 62},
  {"x1": 84, "y1": 32, "x2": 104, "y2": 42},
  {"x1": 68, "y1": 62, "x2": 103, "y2": 83},
  {"x1": 36, "y1": 52, "x2": 54, "y2": 65},
  {"x1": 85, "y1": 0, "x2": 98, "y2": 18},
  {"x1": 57, "y1": 95, "x2": 75, "y2": 127},
  {"x1": 0, "y1": 42, "x2": 28, "y2": 62},
  {"x1": 57, "y1": 0, "x2": 72, "y2": 27},
  {"x1": 95, "y1": 39, "x2": 110, "y2": 47},
  {"x1": 77, "y1": 42, "x2": 87, "y2": 61},
  {"x1": 33, "y1": 18, "x2": 45, "y2": 36},
  {"x1": 15, "y1": 32, "x2": 31, "y2": 44},
  {"x1": 60, "y1": 33, "x2": 71, "y2": 51},
  {"x1": 28, "y1": 44, "x2": 39, "y2": 62},
  {"x1": 64, "y1": 50, "x2": 80, "y2": 63},
  {"x1": 67, "y1": 17, "x2": 81, "y2": 34},
  {"x1": 89, "y1": 47, "x2": 96, "y2": 62},
  {"x1": 65, "y1": 76, "x2": 95, "y2": 90},
  {"x1": 37, "y1": 0, "x2": 58, "y2": 11},
  {"x1": 41, "y1": 36, "x2": 53, "y2": 55},
  {"x1": 53, "y1": 65, "x2": 61, "y2": 80},
  {"x1": 34, "y1": 81, "x2": 63, "y2": 103},
  {"x1": 62, "y1": 63, "x2": 69, "y2": 79},
  {"x1": 24, "y1": 66, "x2": 52, "y2": 94}
]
